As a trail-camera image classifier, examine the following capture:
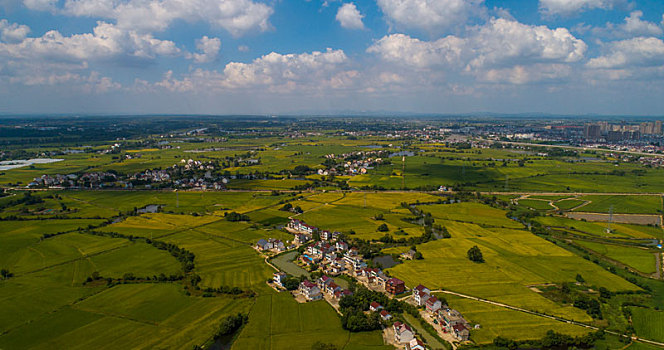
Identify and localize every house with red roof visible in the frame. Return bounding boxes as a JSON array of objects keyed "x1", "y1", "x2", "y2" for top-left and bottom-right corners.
[
  {"x1": 453, "y1": 323, "x2": 470, "y2": 341},
  {"x1": 298, "y1": 280, "x2": 322, "y2": 301},
  {"x1": 425, "y1": 296, "x2": 442, "y2": 313},
  {"x1": 405, "y1": 338, "x2": 426, "y2": 350},
  {"x1": 393, "y1": 321, "x2": 415, "y2": 343},
  {"x1": 369, "y1": 301, "x2": 383, "y2": 312},
  {"x1": 379, "y1": 309, "x2": 392, "y2": 321},
  {"x1": 386, "y1": 278, "x2": 405, "y2": 295}
]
